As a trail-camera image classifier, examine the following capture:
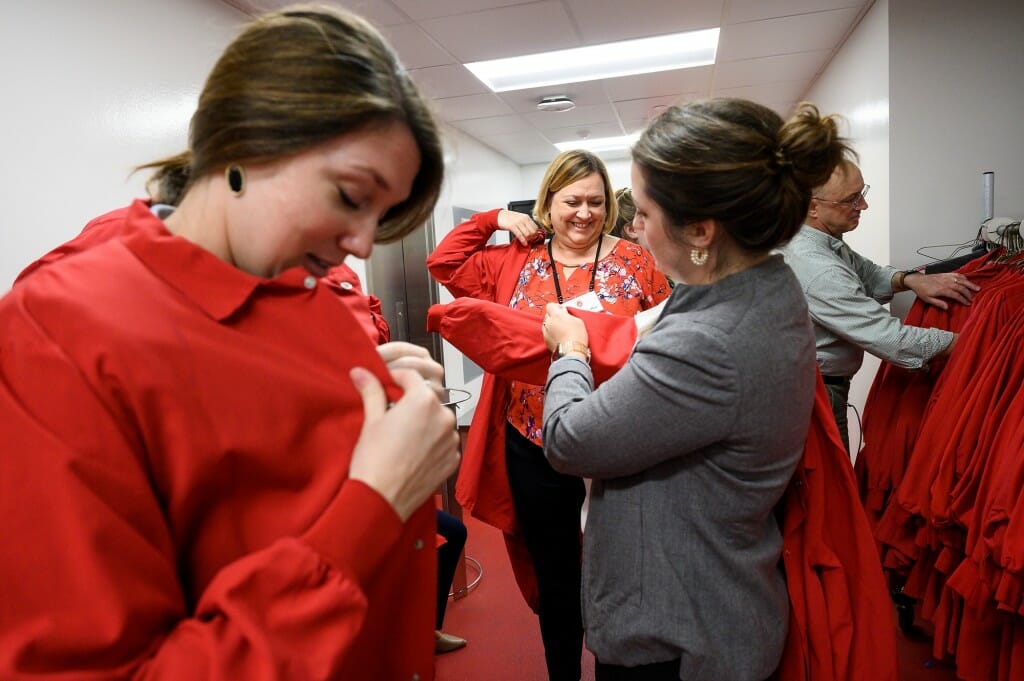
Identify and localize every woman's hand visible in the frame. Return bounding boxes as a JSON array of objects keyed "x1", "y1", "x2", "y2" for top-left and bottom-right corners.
[
  {"x1": 347, "y1": 367, "x2": 459, "y2": 522},
  {"x1": 542, "y1": 302, "x2": 588, "y2": 351},
  {"x1": 377, "y1": 341, "x2": 444, "y2": 400},
  {"x1": 497, "y1": 209, "x2": 544, "y2": 246}
]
